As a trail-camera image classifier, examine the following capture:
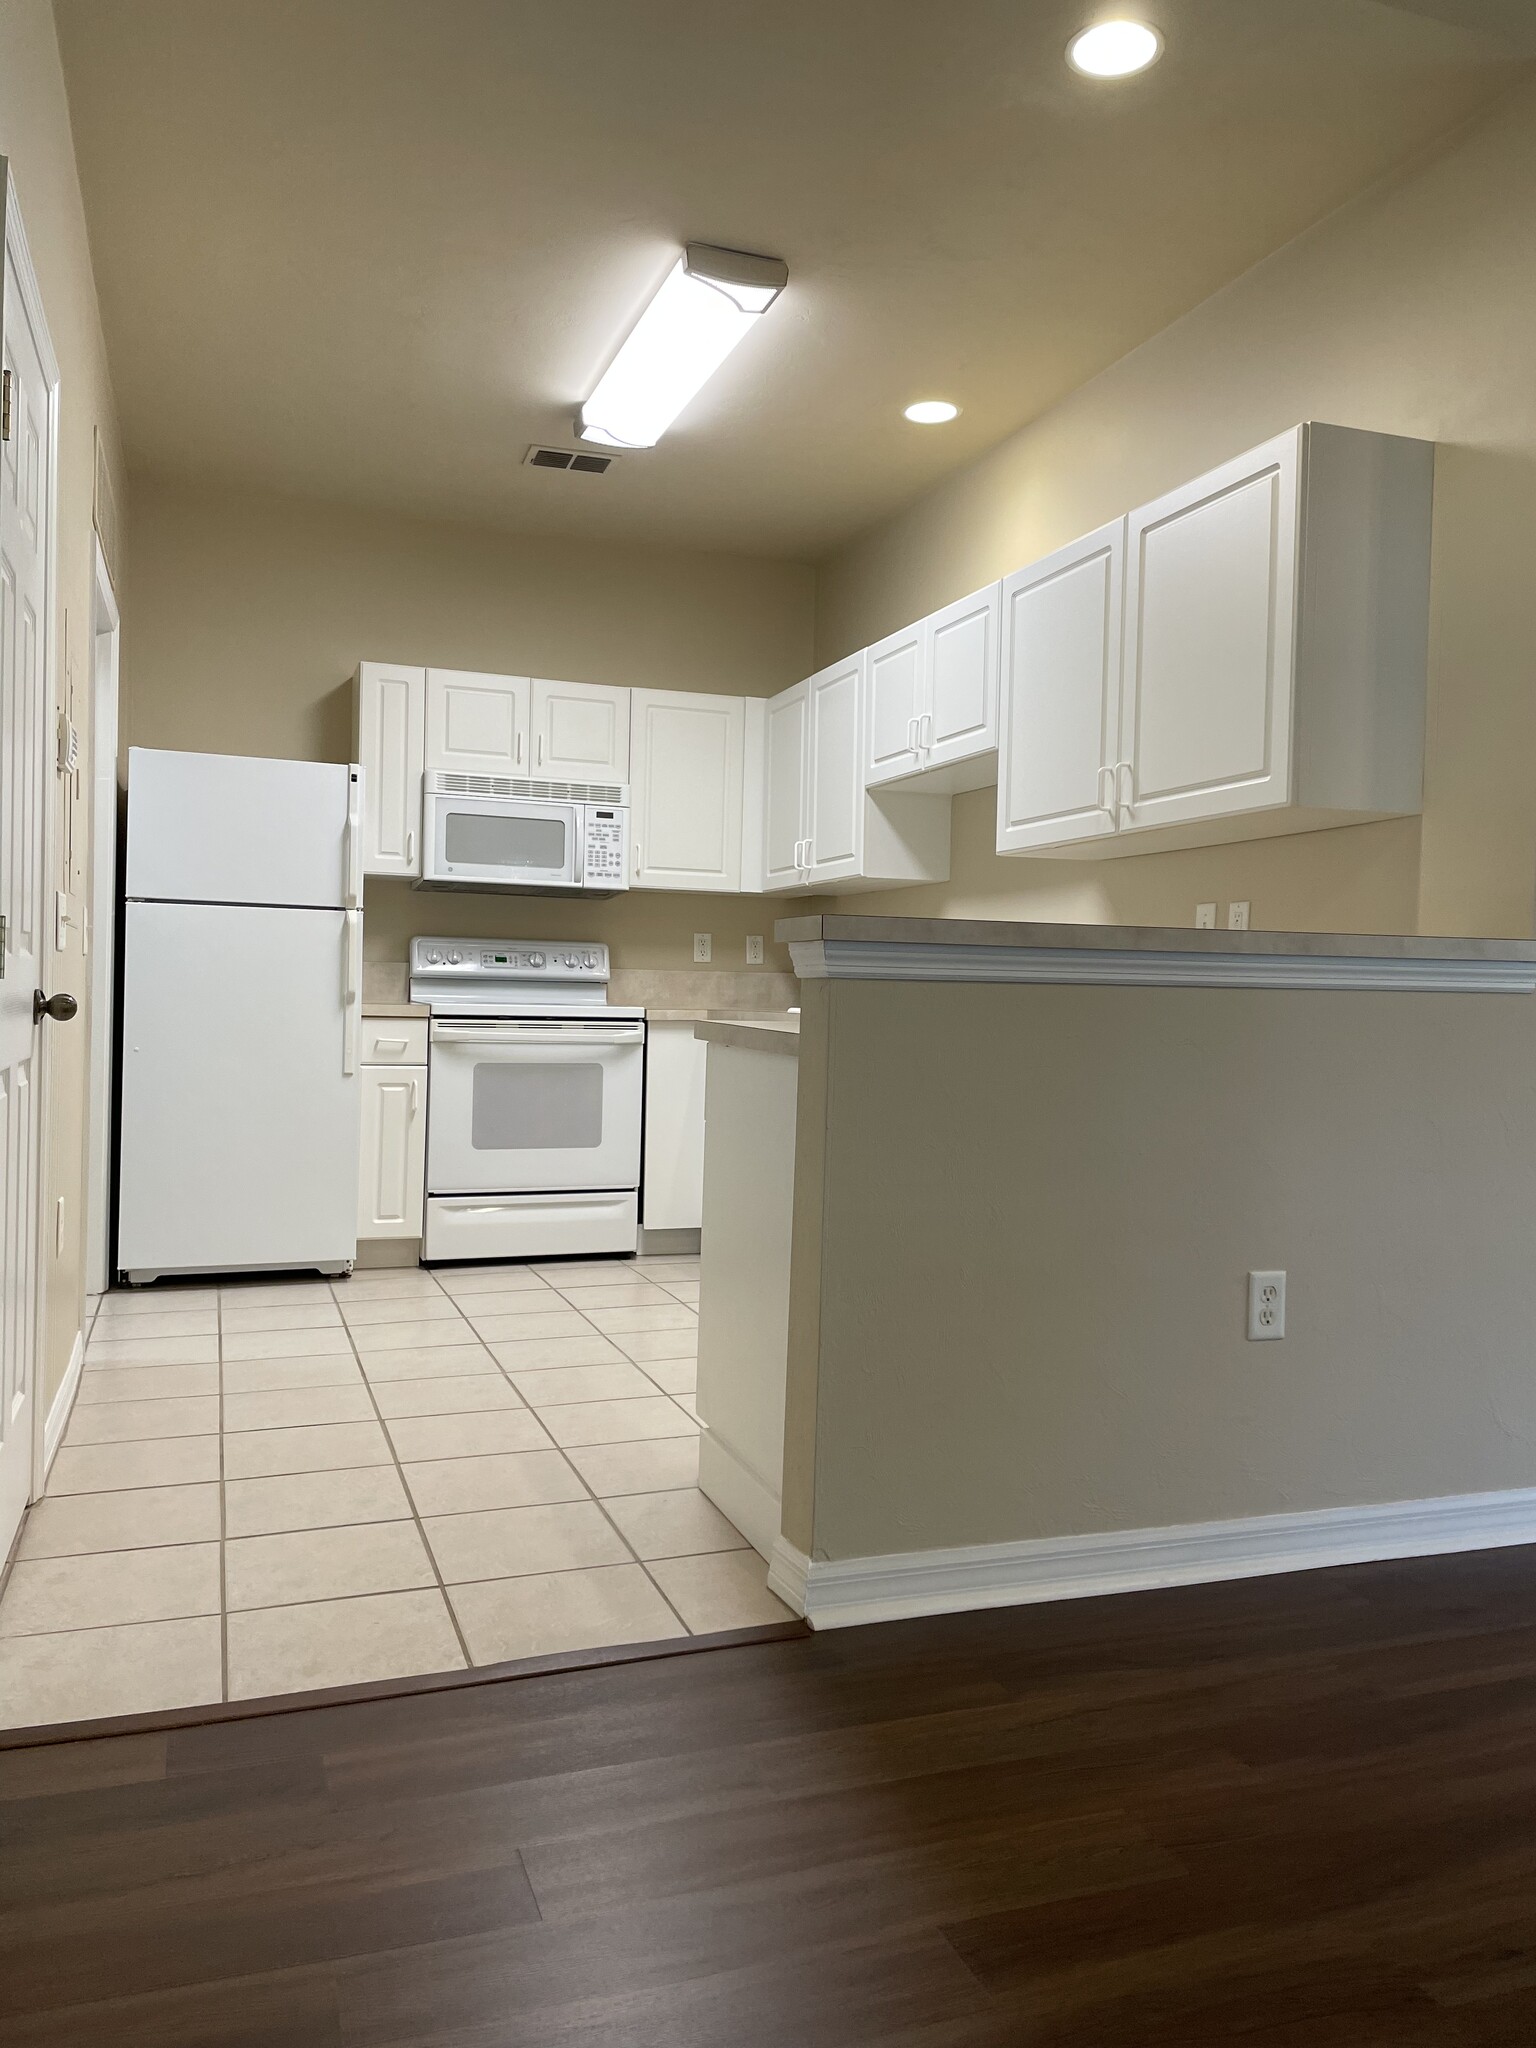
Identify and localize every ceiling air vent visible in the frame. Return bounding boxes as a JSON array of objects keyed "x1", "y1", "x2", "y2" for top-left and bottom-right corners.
[{"x1": 524, "y1": 445, "x2": 616, "y2": 475}]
